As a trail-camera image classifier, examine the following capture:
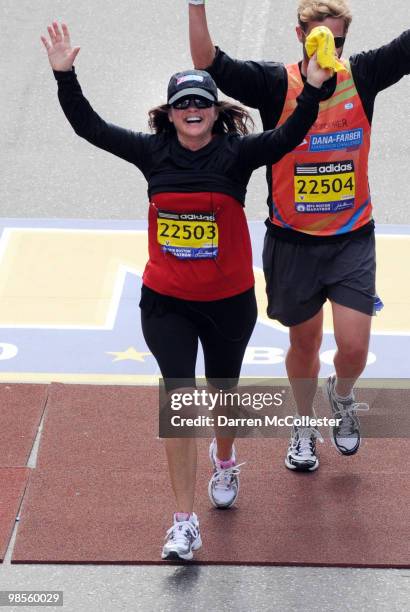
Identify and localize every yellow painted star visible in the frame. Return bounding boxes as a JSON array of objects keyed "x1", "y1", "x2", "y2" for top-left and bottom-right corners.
[{"x1": 106, "y1": 347, "x2": 151, "y2": 362}]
